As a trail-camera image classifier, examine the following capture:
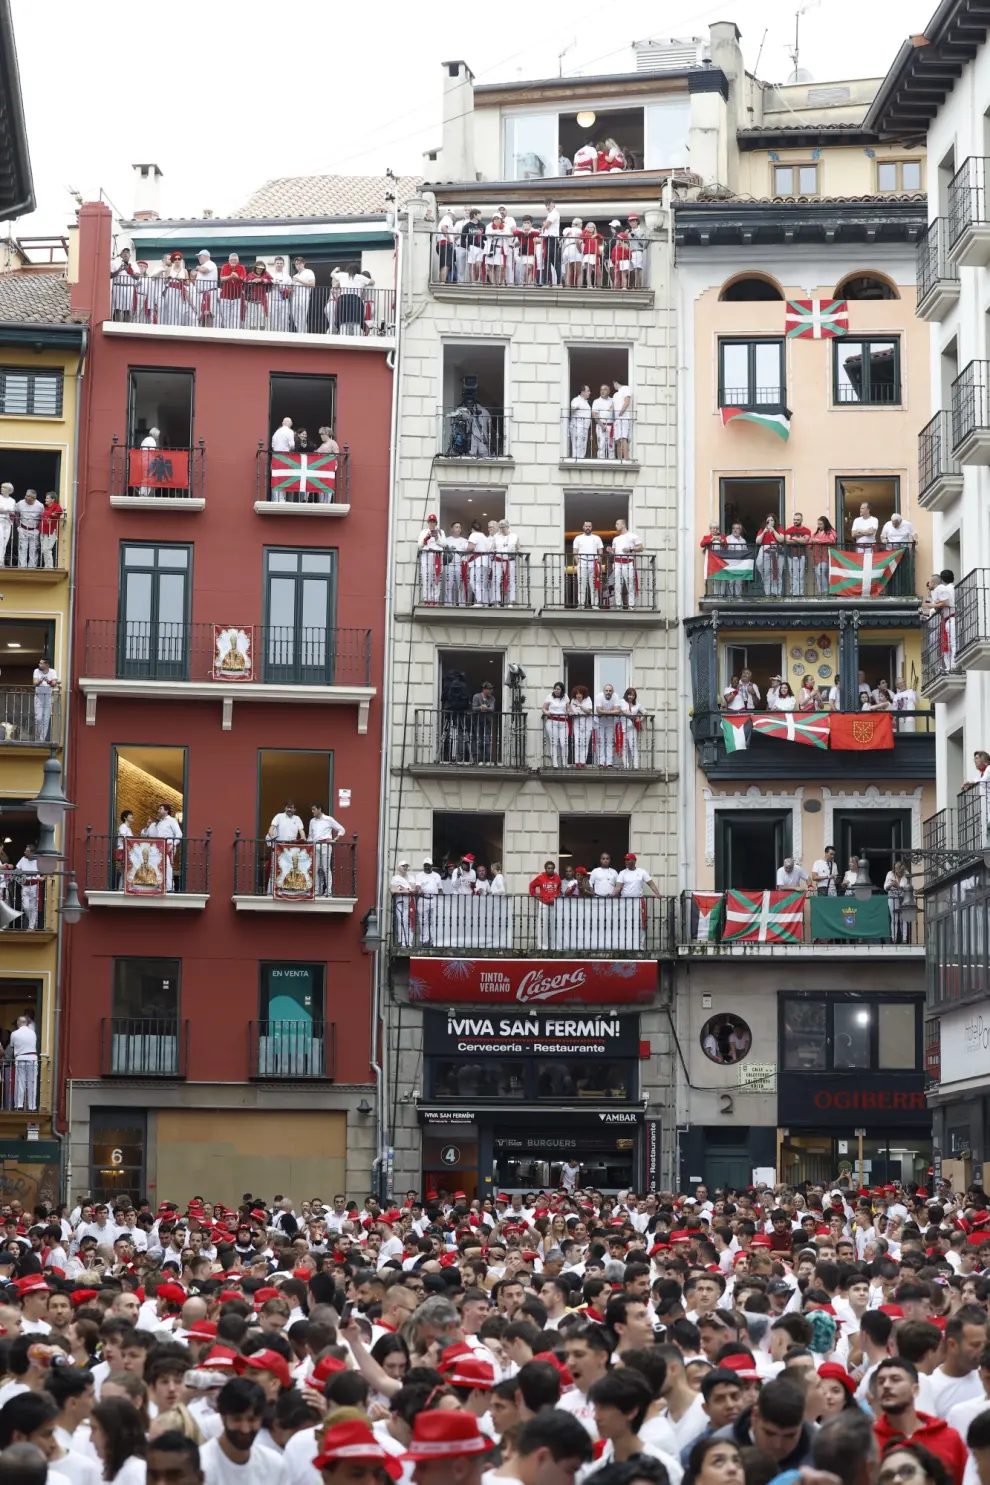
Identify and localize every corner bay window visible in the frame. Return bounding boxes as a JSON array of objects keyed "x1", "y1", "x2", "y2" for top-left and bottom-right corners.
[{"x1": 782, "y1": 996, "x2": 919, "y2": 1072}]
